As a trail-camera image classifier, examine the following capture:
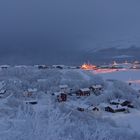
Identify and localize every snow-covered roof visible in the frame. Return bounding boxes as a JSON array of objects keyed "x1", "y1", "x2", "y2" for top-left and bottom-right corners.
[
  {"x1": 106, "y1": 105, "x2": 128, "y2": 110},
  {"x1": 91, "y1": 85, "x2": 102, "y2": 89},
  {"x1": 28, "y1": 88, "x2": 37, "y2": 92},
  {"x1": 110, "y1": 99, "x2": 128, "y2": 104},
  {"x1": 0, "y1": 89, "x2": 6, "y2": 94},
  {"x1": 25, "y1": 100, "x2": 38, "y2": 103},
  {"x1": 0, "y1": 65, "x2": 10, "y2": 68},
  {"x1": 25, "y1": 99, "x2": 37, "y2": 102},
  {"x1": 59, "y1": 85, "x2": 68, "y2": 89},
  {"x1": 53, "y1": 92, "x2": 64, "y2": 96},
  {"x1": 80, "y1": 88, "x2": 90, "y2": 92}
]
